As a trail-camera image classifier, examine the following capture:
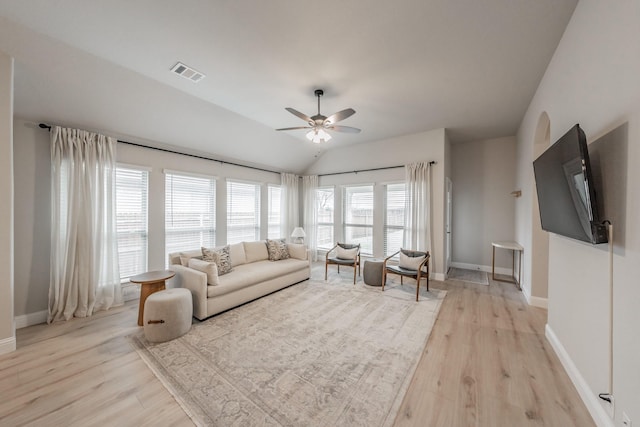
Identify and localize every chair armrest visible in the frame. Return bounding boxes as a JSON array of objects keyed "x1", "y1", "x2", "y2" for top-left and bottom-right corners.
[
  {"x1": 383, "y1": 251, "x2": 400, "y2": 268},
  {"x1": 169, "y1": 264, "x2": 208, "y2": 320},
  {"x1": 325, "y1": 244, "x2": 339, "y2": 261}
]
